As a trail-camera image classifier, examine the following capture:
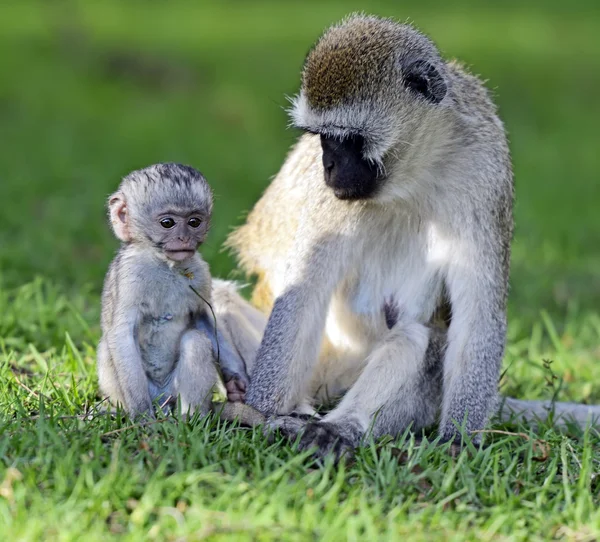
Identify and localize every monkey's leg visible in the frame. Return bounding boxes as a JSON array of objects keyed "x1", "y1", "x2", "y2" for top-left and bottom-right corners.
[
  {"x1": 171, "y1": 329, "x2": 217, "y2": 417},
  {"x1": 207, "y1": 279, "x2": 268, "y2": 402},
  {"x1": 196, "y1": 311, "x2": 247, "y2": 403},
  {"x1": 97, "y1": 339, "x2": 125, "y2": 406},
  {"x1": 211, "y1": 279, "x2": 267, "y2": 375},
  {"x1": 269, "y1": 320, "x2": 438, "y2": 461}
]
